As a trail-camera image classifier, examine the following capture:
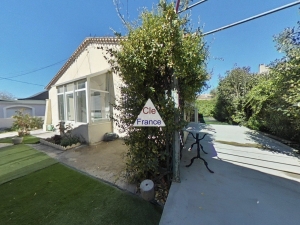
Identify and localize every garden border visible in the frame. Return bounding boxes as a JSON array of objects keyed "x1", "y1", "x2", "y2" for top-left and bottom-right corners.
[{"x1": 40, "y1": 139, "x2": 81, "y2": 151}]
